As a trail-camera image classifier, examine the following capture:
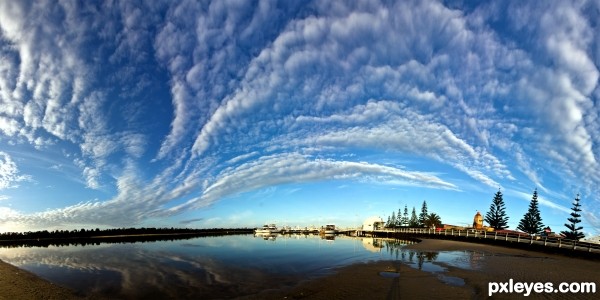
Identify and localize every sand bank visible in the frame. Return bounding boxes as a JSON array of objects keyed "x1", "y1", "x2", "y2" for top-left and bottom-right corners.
[{"x1": 0, "y1": 259, "x2": 82, "y2": 300}]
